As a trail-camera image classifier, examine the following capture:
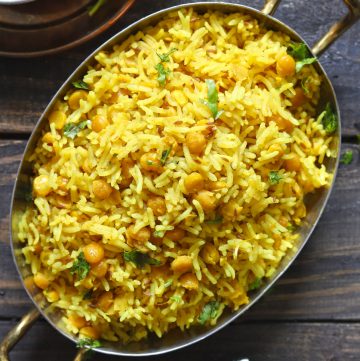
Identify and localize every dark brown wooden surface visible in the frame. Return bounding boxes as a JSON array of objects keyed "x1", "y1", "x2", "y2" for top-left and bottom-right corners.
[{"x1": 0, "y1": 0, "x2": 359, "y2": 360}]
